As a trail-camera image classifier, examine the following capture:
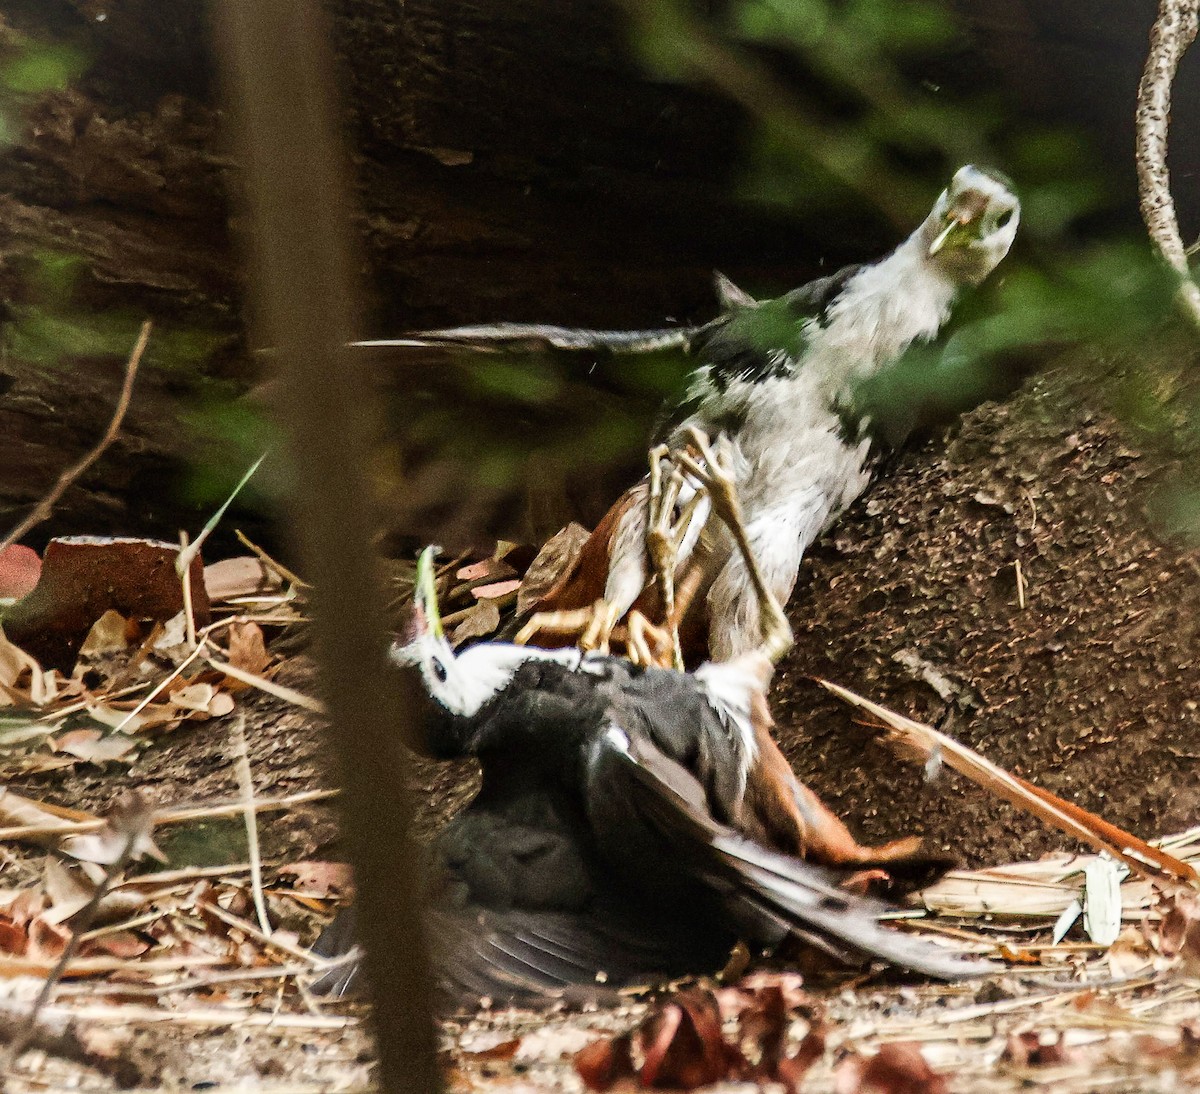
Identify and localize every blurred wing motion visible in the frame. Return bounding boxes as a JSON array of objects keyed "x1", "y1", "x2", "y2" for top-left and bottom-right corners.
[{"x1": 353, "y1": 323, "x2": 694, "y2": 355}]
